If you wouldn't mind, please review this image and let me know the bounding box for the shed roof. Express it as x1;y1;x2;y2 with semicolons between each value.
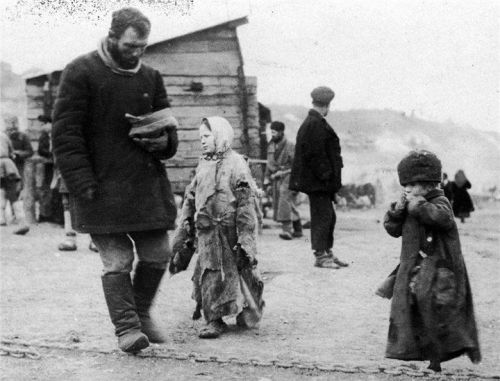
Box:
25;15;248;81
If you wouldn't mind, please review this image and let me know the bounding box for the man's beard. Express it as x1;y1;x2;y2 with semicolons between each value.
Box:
108;41;139;69
7;131;19;139
271;134;284;143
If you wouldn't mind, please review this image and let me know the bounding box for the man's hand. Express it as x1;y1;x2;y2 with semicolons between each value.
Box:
81;186;97;201
263;177;270;186
270;170;283;180
133;133;169;153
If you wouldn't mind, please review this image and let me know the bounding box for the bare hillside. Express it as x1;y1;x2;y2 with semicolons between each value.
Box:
269;104;500;196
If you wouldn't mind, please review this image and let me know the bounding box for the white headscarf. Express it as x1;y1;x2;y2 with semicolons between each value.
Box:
195;116;235;209
201;116;234;154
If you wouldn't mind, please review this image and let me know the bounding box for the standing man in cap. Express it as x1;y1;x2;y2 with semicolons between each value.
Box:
52;7;178;353
264;121;302;240
289;87;348;269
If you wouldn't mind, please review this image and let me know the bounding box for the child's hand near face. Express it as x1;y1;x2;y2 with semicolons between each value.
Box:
395;191;407;210
404;183;427;203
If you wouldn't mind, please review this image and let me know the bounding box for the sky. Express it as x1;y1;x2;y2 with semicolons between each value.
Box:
1;0;499;132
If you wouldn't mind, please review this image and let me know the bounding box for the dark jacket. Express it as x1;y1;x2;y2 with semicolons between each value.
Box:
383;189;480;364
9;131;34;175
52;51;178;234
37;130;52;160
289;109;343;196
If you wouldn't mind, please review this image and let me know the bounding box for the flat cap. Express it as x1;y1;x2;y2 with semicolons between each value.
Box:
270;121;285;132
311;86;335;105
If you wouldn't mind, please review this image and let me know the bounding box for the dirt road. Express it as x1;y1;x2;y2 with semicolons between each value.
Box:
1;203;499;380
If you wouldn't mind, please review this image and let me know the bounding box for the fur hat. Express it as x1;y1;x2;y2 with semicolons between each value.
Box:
397;150;442;185
270;121;285;132
311;86;335;106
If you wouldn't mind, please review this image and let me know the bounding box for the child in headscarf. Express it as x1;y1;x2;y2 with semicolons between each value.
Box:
171;116;264;338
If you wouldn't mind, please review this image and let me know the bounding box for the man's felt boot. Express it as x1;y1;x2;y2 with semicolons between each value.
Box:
314;251;340;269
327;250;349;267
133;262;167;343
101;273;149;353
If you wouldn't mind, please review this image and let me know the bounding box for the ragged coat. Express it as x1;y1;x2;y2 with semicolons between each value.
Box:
265;138;299;222
175;148;263;322
383;188;481;363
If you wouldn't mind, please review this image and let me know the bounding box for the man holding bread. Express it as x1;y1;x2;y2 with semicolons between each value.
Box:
52;7;178;353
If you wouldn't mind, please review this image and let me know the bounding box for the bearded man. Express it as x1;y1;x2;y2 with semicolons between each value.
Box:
264;121;302;240
52;7;178;353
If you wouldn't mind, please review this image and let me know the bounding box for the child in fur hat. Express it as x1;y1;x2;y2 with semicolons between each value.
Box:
380;150;480;372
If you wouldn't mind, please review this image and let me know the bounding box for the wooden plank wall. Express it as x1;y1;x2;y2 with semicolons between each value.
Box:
25;24;260;194
144;25;260;193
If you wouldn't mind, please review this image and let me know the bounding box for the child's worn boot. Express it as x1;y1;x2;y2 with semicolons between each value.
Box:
199;319;227;339
428;361;442;372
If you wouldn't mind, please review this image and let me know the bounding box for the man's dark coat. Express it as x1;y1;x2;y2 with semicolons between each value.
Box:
52;51;177;234
289;109;343;196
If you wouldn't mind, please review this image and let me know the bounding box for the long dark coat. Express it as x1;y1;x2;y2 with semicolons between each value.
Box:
52;51;178;234
383;189;480;364
289;109;343;197
451;181;474;218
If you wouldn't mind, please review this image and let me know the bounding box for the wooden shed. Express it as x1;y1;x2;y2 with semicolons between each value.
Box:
25;16;263;194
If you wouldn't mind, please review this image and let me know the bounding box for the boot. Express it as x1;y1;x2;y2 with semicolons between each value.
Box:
314;251;340;269
326;250;349;267
58;235;77;251
428;361;442;372
12;201;29;235
101;273;149;353
89;240;99;252
292;220;303;238
133;262;167;343
58;209;77;250
0;189;7;226
63;210;75;235
199;318;227;339
279;221;293;240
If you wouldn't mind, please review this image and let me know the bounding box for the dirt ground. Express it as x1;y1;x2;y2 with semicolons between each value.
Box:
1;201;499;380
